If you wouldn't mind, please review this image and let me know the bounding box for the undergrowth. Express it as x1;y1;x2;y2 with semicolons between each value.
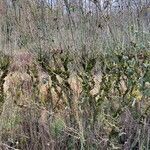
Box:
0;0;150;150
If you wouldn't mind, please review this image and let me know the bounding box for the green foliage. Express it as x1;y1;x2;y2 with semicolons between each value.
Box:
0;52;10;71
51;118;65;137
35;44;150;148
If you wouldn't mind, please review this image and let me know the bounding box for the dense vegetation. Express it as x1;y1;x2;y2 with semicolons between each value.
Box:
0;0;150;149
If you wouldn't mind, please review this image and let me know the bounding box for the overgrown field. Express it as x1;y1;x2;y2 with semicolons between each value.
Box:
0;0;150;150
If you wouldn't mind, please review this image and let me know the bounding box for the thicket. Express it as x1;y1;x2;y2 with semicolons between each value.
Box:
0;0;150;149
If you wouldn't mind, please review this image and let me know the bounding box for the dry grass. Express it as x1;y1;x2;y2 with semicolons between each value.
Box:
0;0;150;150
